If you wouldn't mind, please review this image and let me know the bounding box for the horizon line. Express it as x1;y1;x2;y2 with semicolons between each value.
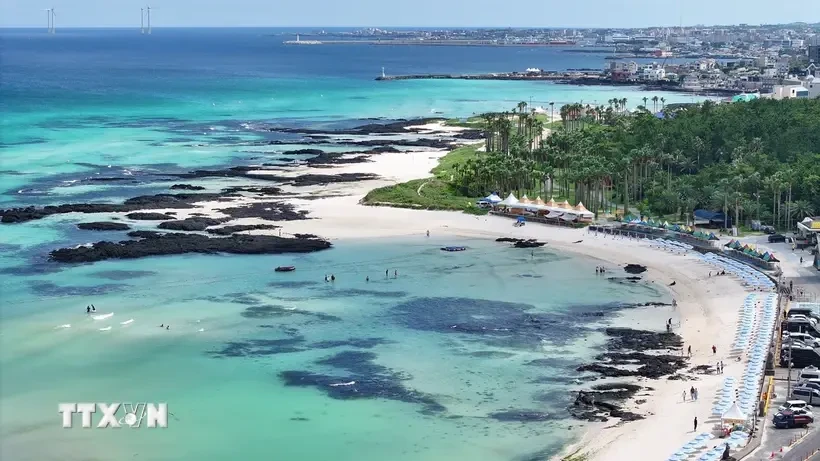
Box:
1;22;815;30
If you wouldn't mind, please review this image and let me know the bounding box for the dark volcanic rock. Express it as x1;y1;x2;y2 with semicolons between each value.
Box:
624;264;647;274
76;222;131;231
157;217;231;231
127;230;165;239
176;167;378;186
488;409;556;422
391;297;582;349
269;118;442;136
279;350;446;414
219;202;309;221
49;233;331;263
125;212;174;221
206;224;279;235
496;237;546;248
222;186;283;196
280;148;326;156
170;184;206;191
0;193;220;224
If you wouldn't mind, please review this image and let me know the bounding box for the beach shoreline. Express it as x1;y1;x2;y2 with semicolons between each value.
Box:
265;122;755;461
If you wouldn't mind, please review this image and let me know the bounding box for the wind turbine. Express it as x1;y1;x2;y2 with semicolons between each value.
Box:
146;5;151;35
50;8;56;34
44;9;51;33
141;7;144;34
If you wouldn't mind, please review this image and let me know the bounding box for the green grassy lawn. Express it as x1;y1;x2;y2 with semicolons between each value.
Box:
362;145;485;213
431;145;482;179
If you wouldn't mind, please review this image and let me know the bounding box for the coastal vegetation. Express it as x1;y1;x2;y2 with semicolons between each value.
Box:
362;145;484;212
452;98;820;229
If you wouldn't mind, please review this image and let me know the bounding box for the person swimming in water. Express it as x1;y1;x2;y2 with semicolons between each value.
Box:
86;306;91;314
166;325;170;330
366;276;369;282
331;274;335;282
91;305;96;312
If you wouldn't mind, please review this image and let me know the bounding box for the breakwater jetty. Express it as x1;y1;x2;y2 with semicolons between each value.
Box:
376;71;601;82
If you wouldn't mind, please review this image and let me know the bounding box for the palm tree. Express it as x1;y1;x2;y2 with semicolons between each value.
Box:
642;96;648;108
549;102;555;124
660;97;666;110
790;201;815;227
651;96;659;112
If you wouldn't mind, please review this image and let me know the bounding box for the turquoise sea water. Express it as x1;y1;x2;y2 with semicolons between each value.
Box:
0;237;669;461
0;28;684;460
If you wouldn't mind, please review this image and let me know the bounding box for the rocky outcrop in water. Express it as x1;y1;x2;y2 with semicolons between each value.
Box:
76;222;131;231
569;383;646;422
571;329;684;422
219;202;309;221
158;217;231;231
170;184;206;191
0;193;221;223
268;118;444;136
49;233;331;263
624;264;647;274
206;224;279;235
495;238;547;248
125;212;175;221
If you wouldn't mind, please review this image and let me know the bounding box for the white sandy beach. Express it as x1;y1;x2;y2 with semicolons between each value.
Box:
132;122;760;460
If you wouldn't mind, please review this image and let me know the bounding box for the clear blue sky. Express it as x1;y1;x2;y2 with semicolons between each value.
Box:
0;0;814;28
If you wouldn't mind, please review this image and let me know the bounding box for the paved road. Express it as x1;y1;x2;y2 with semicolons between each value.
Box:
781;429;820;460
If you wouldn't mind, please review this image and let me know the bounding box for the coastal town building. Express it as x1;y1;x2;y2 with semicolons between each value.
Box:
810;45;820;63
769;84;810;99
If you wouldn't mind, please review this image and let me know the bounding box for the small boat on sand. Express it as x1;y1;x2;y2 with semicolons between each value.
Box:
275;266;296;272
441;246;467;252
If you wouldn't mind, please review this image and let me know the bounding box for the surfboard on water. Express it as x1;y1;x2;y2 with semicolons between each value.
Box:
120;319;134;325
92;313;113;320
197;328;205;332
55;324;71;329
98;326;112;331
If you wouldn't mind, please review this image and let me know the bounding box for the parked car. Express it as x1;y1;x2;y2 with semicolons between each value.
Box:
773;410;814;428
768;234;787;243
762;226;776;234
791;387;820;403
779;399;811;413
798;381;820;392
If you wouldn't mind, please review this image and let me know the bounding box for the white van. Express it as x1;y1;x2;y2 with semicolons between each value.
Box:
800;366;820;381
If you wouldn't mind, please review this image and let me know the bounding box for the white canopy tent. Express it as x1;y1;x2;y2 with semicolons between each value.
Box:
498;193;519;207
484;193;502;203
721;402;747;424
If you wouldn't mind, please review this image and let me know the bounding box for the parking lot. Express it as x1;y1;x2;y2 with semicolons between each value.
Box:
747;372;819;460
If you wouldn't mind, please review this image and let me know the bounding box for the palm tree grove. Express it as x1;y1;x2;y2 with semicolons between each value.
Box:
449;98;820;230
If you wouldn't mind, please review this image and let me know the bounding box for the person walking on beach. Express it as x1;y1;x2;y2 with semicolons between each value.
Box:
687;345;692;357
720;360;724;373
712;345;717;355
693;416;698;432
690;386;695;400
682;390;686;402
426;230;430;237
